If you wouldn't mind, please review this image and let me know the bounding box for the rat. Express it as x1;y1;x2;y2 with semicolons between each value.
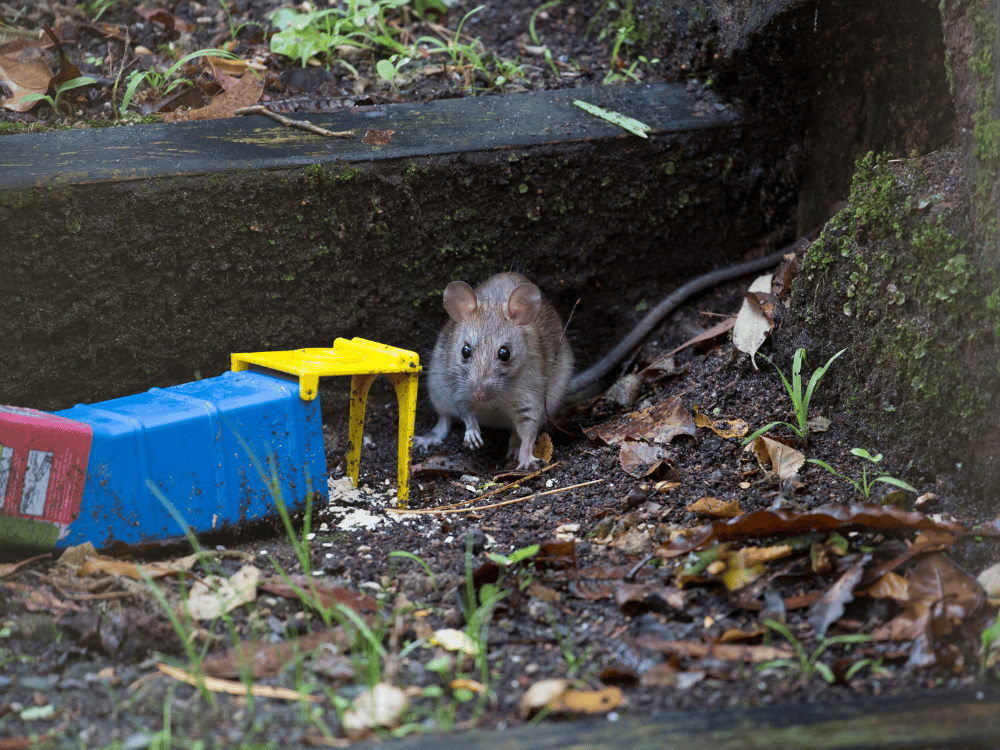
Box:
414;229;817;468
413;271;574;470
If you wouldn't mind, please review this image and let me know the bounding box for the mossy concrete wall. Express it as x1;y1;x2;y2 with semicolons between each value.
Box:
781;1;1000;511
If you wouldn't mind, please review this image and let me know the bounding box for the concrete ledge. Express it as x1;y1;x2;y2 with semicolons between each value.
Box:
0;83;791;412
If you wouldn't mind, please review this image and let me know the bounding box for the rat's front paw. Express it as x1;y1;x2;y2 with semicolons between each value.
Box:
412;434;439;454
463;426;484;449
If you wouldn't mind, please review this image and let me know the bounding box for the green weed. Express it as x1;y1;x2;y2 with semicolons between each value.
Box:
744;347;846;449
758;618;883;683
22;76;97;116
117;48;241;117
807;448;918;500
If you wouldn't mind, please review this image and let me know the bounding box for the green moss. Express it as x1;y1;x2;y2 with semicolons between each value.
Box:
793;149;997;434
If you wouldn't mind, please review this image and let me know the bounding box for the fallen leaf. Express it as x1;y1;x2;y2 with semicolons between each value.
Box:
601;372;645;406
613;581;685;616
633;636;795;663
732;273;774;367
694;410;749;439
873;552;985;666
808;553;871;636
574;99;650;137
135;8;189;36
661;318;736;358
719;626;766;642
687;496;742;518
618;439;677;478
551;686;623;714
977;562;1000;606
640;353;682;379
258;576;378;614
202;629;349;679
584;394;696;446
362;128;396;145
0;39;53;112
721;550;765;591
162;71;263;122
533;432;553;463
77;554;194;580
639;662;680;686
861;571;909;602
806;415;832;433
186;564;259;620
753;435;805;479
518;678;571;719
0;553;51;579
343;683;409;734
656;503;970;558
771;252;800;298
430;628;480;655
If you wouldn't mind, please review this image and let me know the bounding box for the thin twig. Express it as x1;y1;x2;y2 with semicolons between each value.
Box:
408;464;558;513
391;478;602;515
234;105;354;138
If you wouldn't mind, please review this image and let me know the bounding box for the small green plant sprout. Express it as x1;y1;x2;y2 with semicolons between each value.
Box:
22;76;97;115
375;53;411;91
744;347;847;449
980;610;1000;676
807;448;918;501
117;48;240;117
758;618;881;683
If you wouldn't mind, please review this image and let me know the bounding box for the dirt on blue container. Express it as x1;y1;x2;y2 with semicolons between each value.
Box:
48;369;328;550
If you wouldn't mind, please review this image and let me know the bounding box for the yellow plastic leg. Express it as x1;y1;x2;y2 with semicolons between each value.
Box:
346;373;377;492
386;372;419;507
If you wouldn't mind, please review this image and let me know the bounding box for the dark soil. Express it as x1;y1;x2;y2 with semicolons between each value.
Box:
0;0;696;128
2;2;998;749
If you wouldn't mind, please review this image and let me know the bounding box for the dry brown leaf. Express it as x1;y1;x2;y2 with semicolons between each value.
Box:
687;496;742;518
533;432;553;463
808;553;870;636
618;439;676;478
613;581;685;616
862;571;910;601
258;576;378;614
633;636;794;663
656;503;970;559
753;435;805;479
584;394;696;446
719;626;766;642
162;71;263;122
873;552;985;658
732;273;774;367
362;128;396;145
550;686;623;714
660;317;736;358
694;410;749;439
202;629;348;679
0;39;53;112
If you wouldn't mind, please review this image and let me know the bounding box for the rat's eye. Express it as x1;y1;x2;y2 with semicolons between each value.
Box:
461;344;473;359
497;346;510;362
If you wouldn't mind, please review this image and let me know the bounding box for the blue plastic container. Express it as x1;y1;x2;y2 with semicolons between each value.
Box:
48;369;328;549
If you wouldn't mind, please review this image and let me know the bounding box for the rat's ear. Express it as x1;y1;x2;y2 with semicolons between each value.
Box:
443;281;478;323
507;283;541;325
